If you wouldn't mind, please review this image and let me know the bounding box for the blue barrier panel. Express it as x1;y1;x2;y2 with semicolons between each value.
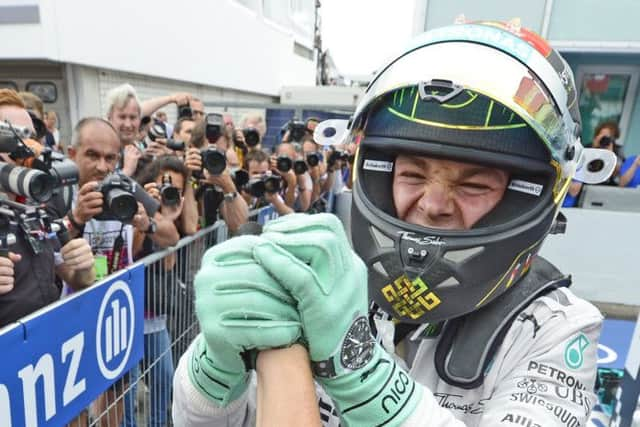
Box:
0;264;144;427
598;319;636;370
257;205;279;225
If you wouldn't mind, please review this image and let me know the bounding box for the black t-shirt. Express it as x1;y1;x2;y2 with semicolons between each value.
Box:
0;193;65;329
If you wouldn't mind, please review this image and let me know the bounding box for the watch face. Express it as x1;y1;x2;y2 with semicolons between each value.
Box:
340;316;375;370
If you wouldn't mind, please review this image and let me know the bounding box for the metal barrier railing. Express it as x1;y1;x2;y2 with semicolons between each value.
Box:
64;219;229;427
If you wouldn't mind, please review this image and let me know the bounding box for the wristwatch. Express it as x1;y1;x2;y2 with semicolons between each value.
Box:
311;315;376;378
145;218;157;235
223;191;238;203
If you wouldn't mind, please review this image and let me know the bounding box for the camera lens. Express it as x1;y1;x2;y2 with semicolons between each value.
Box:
166;140;185;151
247;177;266;198
148;122;167;142
160;185;181;206
264;176;281;193
243;128;260;147
106;188;138;222
276;155;292;173
599;136;613;148
0;162;55;202
306;153;320;167
293;159;308;175
231;168;249;189
201;149;226;175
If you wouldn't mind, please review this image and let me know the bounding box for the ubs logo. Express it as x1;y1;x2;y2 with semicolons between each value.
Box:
95;281;135;380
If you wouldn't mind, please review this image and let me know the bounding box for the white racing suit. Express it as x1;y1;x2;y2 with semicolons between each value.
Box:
173;286;601;427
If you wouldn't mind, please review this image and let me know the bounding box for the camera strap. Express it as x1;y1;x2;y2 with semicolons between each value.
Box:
109;223;125;275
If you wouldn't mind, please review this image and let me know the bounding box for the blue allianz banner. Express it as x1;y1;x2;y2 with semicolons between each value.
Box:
0;264;144;427
257;205;279;225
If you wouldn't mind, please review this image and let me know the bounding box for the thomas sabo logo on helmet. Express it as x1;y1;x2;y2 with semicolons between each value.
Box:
95;280;136;380
382;275;441;320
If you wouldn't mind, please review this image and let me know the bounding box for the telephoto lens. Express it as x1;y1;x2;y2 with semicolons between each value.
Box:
0;161;55;202
293;159;308;175
276;155;292;173
48;154;79;187
306;152;320;167
201;148;227;176
243;128;260;147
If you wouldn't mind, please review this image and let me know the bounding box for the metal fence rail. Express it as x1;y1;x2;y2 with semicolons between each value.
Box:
65;219;229;427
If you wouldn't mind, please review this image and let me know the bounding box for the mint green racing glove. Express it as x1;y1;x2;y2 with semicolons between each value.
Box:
256;213;423;426
189;235;302;406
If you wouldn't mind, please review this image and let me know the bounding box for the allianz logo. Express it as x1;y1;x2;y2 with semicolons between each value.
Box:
0;280;135;426
96;281;135;380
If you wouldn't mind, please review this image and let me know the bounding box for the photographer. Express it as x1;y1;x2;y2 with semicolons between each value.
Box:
138;155;198;237
126;155;192;427
66;117;179;426
243;149;293;216
188;116;248;232
66;117;179;262
273;142;312;212
0;89;95;328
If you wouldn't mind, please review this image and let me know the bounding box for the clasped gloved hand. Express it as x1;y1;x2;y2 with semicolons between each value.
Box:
190;235;302;406
255;213;423;426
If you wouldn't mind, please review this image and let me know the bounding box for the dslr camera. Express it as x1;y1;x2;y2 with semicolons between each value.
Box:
94;172;140;223
148;120;185;151
159;174;181;207
243;128;260;148
205;113;223;144
306;152;321;167
177;103;193;120
245;174;282;198
276;155;293;173
283;119;307;143
0;120;78;202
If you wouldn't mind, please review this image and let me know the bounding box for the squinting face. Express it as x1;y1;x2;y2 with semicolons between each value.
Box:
109;98;140;146
393;155;509;230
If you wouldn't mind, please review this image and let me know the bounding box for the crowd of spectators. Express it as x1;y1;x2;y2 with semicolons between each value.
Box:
0;82;356;425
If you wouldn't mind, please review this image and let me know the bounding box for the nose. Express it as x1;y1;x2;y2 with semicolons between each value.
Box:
96;157;109;173
417;180;456;226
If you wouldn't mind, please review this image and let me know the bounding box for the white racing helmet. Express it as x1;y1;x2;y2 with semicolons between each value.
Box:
317;21;616;324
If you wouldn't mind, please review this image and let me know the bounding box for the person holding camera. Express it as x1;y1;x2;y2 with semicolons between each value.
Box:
0;89;96;329
242;149;293;216
67;117;179;255
65;117;180;425
273;142;312;212
186;116;249;231
107;84;194;177
121;155;193;427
